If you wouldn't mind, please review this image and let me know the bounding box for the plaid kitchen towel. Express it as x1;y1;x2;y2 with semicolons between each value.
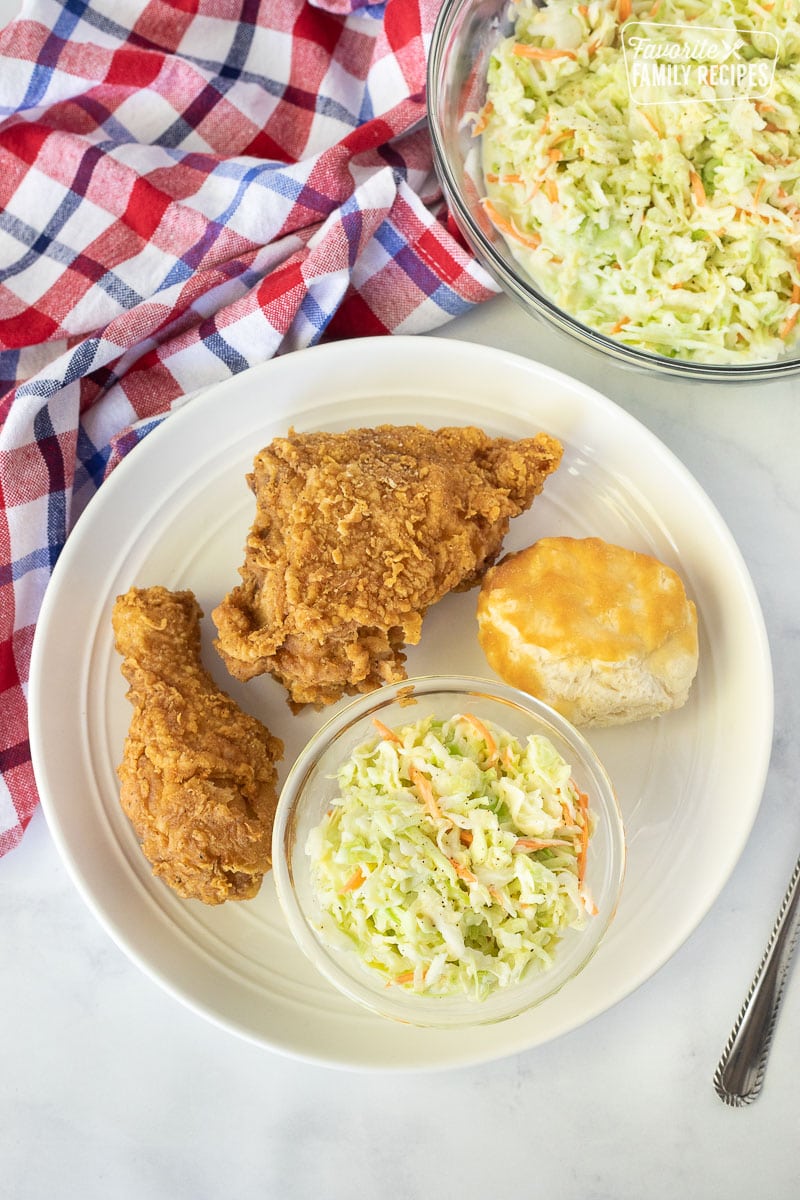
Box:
0;0;498;855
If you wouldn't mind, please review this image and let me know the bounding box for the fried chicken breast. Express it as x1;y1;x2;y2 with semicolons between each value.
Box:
112;586;283;904
212;424;562;708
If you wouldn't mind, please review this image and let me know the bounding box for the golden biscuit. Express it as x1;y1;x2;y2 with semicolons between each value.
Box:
477;537;699;726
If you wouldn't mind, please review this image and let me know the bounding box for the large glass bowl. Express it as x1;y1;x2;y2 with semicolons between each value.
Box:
427;0;800;382
272;676;626;1029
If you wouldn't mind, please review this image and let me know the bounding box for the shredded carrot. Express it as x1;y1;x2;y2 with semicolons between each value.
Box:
395;970;416;985
689;171;706;205
576;790;590;892
526;178;542;201
763;121;783;134
548;148;563;163
459;828;474;847
482;198;542;250
513;837;572;851
512;42;577;61
753;178;766;206
578;2;589;13
648;0;662;15
544;177;559;204
501;173;524;184
461;712;499;765
341;867;365;893
485;171;499;183
372;716;401;744
641;110;662;137
609;315;631;334
751;153;792;168
755;101;776;113
617;0;632;21
560;798;575;826
550;128;575;147
409;765;443;822
471;100;493;136
779;285;800;339
449;857;478;884
586;39;600;55
580;884;599;917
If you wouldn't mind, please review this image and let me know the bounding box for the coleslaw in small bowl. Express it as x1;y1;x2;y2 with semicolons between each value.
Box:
272;677;625;1028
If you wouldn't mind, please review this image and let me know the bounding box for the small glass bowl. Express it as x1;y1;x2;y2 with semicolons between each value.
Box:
272;676;626;1028
427;0;800;382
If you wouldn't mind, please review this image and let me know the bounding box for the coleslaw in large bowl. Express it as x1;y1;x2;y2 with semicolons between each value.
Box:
428;0;800;379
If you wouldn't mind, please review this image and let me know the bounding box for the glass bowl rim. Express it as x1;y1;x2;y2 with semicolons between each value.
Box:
426;0;800;382
271;673;627;1028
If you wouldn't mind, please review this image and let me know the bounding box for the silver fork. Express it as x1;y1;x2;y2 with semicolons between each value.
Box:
713;852;800;1106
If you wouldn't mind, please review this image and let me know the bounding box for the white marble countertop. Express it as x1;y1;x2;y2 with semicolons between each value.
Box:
2;1;799;1194
3;292;799;1199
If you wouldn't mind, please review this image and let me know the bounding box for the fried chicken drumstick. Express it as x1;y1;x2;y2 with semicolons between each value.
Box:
212;424;562;709
112;586;283;904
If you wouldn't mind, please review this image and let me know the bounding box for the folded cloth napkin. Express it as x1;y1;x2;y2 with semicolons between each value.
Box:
0;0;498;855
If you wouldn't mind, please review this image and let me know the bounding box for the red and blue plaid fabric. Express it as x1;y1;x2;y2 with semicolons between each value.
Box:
0;0;497;855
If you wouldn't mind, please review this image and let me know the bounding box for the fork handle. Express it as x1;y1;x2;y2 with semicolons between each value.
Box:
713;853;800;1106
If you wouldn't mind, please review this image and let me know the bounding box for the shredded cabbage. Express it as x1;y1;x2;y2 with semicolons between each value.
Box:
480;0;800;362
306;713;594;1001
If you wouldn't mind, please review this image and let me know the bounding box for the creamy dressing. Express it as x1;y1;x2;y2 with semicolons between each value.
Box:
480;0;800;362
306;713;593;1001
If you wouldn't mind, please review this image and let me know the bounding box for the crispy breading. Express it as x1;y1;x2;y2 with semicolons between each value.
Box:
112;586;283;904
212;424;562;708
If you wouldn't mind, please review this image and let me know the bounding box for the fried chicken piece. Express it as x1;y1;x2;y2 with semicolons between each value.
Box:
112;586;283;904
212;424;563;708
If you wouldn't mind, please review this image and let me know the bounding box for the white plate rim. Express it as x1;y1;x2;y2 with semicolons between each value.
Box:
28;336;774;1071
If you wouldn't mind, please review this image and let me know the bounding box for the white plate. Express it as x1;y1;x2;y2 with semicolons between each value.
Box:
29;337;773;1071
